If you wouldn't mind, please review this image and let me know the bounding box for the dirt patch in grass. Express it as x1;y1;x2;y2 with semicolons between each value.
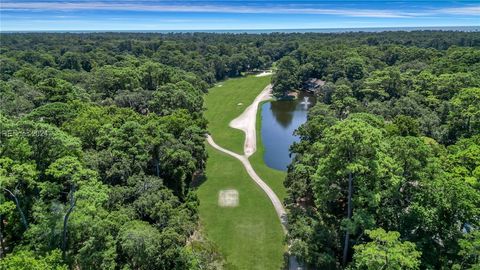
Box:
218;189;239;207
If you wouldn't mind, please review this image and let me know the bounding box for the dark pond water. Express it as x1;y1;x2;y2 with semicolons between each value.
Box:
260;92;315;171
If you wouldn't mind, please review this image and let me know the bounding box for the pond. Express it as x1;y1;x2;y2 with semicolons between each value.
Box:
260;92;316;171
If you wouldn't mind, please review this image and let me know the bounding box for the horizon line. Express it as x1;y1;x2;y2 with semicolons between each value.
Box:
2;25;479;34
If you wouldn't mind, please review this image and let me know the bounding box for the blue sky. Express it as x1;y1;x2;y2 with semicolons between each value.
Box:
1;1;479;31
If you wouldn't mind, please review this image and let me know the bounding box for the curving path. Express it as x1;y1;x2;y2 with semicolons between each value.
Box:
207;83;288;230
206;135;287;231
229;84;272;157
206;83;303;269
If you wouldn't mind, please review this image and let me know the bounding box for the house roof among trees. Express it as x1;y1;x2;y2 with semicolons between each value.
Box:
304;78;326;91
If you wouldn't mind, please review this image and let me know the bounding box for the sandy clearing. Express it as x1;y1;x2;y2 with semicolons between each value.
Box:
229;84;272;157
255;71;273;77
218;189;239;207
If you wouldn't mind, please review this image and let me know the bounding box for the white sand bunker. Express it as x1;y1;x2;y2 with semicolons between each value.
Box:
256;71;273;77
218;189;239;207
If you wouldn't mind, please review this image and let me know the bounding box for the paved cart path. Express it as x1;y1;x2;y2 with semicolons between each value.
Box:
229;84;272;157
206;135;287;230
206;83;303;270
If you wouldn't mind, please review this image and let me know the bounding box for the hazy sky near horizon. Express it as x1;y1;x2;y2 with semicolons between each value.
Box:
1;1;479;31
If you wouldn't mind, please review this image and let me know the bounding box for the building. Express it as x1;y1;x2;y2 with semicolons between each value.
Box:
303;78;326;93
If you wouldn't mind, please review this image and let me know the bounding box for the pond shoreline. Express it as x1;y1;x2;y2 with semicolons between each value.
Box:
260;91;315;171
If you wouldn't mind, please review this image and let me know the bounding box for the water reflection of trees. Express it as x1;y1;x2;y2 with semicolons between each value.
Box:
268;92;316;128
270;100;296;128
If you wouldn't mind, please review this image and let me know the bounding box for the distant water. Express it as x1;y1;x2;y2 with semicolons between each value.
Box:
3;26;479;34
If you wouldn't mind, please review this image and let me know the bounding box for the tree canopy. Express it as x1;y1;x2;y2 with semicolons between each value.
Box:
280;30;480;269
0;30;479;269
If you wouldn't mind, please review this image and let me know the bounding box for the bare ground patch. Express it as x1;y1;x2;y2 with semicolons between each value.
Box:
218;189;239;207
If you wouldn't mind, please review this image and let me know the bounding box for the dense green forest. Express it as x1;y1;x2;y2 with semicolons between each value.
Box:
0;31;479;269
275;33;480;269
0;32;296;269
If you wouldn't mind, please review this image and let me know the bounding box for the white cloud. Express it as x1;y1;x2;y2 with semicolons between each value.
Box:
437;6;480;15
1;2;479;18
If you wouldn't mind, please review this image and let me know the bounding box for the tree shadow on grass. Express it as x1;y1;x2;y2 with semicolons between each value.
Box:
191;172;207;188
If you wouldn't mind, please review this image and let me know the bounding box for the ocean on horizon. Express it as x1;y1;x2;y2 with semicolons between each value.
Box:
2;26;479;34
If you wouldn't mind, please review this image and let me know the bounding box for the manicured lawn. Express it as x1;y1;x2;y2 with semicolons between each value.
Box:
204;76;287;200
199;75;288;269
204;75;271;154
197;145;285;270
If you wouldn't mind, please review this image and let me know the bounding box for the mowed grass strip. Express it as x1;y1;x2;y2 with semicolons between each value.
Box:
204;75;271;154
198;145;285;270
200;75;286;269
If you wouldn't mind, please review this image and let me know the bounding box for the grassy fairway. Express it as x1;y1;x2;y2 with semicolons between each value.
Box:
199;75;287;269
205;75;287;200
205;75;271;154
198;145;285;270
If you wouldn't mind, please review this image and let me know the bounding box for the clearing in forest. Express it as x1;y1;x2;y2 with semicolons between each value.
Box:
198;75;286;270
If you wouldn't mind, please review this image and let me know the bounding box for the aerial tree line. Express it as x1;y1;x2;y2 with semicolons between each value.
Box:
276;32;480;269
0;31;479;269
0;32;292;269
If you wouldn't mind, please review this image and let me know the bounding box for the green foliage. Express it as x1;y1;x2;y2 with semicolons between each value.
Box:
279;32;480;269
351;228;421;270
0;79;42;116
186;236;226;270
26;102;78;126
448;87;480;141
150;81;203;116
0;33;220;269
59;52;82;71
392;115;420;136
272;56;300;97
455;231;480;269
37;78;88;103
91;65;141;98
331;83;357;118
118;220;165;269
0;249;67;270
287;110;479;269
362;67;403;100
1;30;479;270
343;57;365;81
448;135;480;188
